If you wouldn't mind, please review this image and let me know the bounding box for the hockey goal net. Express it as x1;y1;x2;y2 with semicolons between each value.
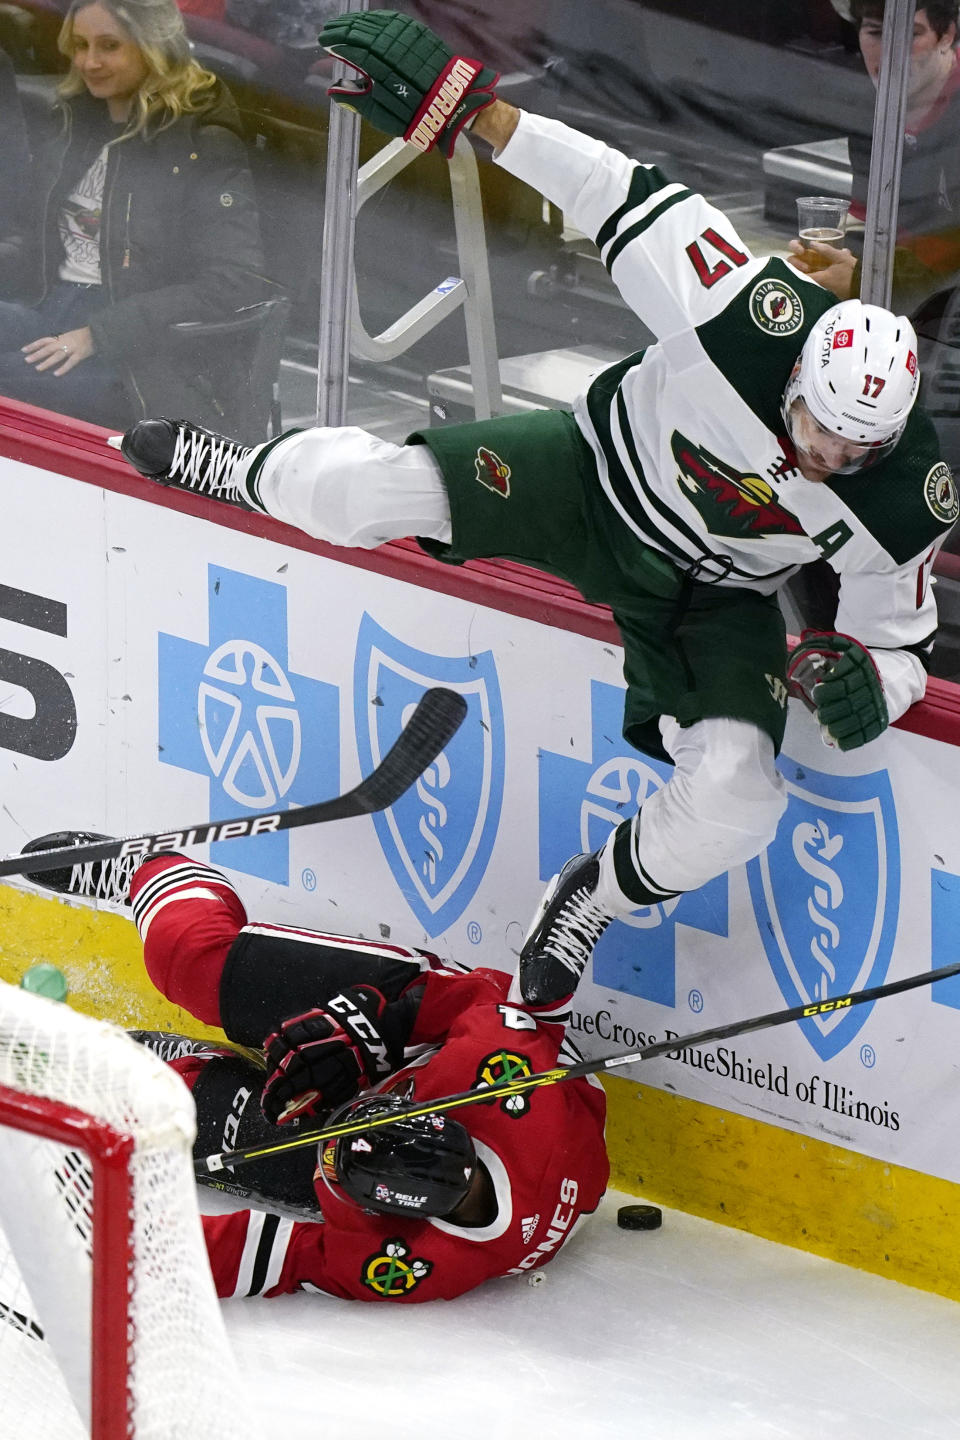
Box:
0;979;251;1438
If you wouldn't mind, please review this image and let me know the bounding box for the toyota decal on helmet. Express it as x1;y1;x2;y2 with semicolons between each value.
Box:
782;299;920;474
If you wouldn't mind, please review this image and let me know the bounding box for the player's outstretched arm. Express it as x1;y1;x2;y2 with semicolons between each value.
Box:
469;99;520;154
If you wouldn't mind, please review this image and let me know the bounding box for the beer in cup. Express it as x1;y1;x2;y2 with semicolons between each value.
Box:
796;196;849;273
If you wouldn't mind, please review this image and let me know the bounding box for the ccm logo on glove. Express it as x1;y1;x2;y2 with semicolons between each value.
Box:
261;985;404;1125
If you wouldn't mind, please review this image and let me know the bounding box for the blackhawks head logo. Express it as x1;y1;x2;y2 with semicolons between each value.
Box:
362;1238;433;1298
671;430;804;540
475;1050;534;1116
474;446;511;497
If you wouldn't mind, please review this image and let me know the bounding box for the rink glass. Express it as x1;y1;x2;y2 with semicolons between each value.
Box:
0;5;926;447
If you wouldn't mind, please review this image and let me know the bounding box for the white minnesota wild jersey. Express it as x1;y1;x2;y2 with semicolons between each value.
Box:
495;111;959;681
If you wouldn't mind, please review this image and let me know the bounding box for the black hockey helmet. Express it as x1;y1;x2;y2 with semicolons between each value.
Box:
319;1092;477;1219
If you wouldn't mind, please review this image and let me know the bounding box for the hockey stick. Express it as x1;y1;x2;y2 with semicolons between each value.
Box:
0;687;467;880
199;955;960;1175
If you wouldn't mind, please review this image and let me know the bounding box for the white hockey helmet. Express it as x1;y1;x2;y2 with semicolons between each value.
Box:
782;299;920;474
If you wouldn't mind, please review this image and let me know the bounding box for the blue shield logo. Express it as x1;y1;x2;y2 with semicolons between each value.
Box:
746;760;900;1060
354;615;505;936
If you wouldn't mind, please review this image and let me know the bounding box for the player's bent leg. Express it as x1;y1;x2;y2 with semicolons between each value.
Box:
601;717;786;907
118;418;453;551
130;855;249;1027
237;426;452;549
219;926;436;1047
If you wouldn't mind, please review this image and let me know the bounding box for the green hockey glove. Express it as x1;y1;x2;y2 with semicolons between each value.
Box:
786;630;889;751
318;9;499;157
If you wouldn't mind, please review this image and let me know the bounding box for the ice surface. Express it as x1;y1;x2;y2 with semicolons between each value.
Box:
206;1188;960;1440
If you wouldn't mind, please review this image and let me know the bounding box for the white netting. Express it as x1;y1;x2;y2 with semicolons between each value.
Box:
0;980;252;1438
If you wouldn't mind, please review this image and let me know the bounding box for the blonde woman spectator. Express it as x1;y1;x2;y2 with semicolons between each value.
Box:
0;0;270;429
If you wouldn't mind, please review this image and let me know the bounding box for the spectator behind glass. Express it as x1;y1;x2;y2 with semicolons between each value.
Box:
788;0;960;313
0;0;270;430
0;47;31;243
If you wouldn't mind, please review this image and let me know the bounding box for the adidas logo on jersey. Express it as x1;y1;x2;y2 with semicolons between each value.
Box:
521;1214;540;1244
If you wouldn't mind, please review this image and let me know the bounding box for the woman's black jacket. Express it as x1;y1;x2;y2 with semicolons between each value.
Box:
0;79;279;430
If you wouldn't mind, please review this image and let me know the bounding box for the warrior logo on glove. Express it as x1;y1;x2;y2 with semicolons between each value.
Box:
319;9;500;158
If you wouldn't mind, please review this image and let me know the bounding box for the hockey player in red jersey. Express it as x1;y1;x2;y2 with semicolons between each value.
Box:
122;851;609;1303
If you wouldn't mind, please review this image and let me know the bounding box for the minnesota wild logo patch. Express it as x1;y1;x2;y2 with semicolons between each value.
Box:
474;446;511;497
924;462;959;524
749;278;804;335
362;1238;434;1298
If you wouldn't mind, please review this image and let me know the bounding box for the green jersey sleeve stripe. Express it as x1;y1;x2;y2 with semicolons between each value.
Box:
586;363;692;565
595;163;678;251
602;187;694;273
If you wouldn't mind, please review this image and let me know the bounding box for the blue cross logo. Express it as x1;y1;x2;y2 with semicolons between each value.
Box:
157;565;339;883
538;680;727;1007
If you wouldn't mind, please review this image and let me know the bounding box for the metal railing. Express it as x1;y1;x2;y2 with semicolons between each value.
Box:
348;137;502;418
315;0;501;425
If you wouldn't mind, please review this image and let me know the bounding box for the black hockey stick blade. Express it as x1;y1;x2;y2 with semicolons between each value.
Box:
0;687;467;880
199;955;960;1175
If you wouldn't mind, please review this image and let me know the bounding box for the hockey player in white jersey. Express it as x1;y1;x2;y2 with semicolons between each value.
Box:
118;10;959;1011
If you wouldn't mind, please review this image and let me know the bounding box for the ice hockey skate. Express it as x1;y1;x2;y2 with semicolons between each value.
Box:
518;851;611;1006
113;417;255;506
127;1030;238;1065
20;831;137;907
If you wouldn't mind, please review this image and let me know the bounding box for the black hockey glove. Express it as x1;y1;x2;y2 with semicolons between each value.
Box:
261;985;404;1125
318;9;499;157
786;630;889;751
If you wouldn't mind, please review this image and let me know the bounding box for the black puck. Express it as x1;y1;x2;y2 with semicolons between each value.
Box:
617;1203;662;1231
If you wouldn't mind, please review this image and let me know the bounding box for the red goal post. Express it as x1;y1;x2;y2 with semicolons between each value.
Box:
0;980;252;1438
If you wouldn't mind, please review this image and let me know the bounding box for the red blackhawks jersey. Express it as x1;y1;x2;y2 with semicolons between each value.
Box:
203;966;609;1302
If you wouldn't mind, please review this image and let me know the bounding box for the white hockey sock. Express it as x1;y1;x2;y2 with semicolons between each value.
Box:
235;427;453;549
